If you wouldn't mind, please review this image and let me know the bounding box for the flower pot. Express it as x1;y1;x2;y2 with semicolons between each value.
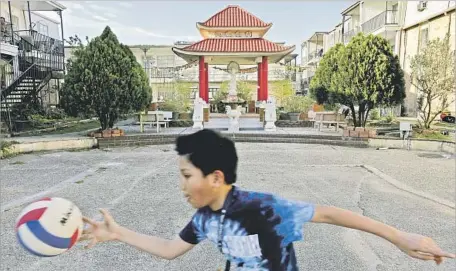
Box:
288;113;300;121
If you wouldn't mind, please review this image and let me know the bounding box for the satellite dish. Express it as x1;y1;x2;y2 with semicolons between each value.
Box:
227;61;240;74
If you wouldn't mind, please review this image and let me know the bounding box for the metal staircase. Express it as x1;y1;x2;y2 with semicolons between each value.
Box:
0;30;64;133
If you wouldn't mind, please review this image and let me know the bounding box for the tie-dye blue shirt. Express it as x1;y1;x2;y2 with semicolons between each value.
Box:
179;186;315;270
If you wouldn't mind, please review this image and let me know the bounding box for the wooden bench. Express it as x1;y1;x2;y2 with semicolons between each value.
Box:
312;111;346;132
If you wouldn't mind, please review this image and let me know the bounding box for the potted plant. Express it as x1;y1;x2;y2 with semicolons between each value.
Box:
282;96;314;121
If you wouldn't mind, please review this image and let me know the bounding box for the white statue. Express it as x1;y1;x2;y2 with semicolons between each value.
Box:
227;61;240;101
264;98;277;132
192;97;205;130
226;105;241;133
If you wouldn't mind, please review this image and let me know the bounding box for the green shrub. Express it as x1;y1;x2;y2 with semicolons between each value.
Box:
370;109;380;120
282;96;314;113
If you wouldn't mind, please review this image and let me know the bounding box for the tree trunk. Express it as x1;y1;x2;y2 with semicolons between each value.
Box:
108;112;117;128
425;94;432;129
349;104;357;127
357;102;366;127
363;107;371;127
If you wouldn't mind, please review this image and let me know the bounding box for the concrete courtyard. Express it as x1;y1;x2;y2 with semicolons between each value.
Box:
1;143;455;271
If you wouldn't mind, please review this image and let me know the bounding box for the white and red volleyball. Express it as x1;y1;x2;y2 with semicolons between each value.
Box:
15;197;83;257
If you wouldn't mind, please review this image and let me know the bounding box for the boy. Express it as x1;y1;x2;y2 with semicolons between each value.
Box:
81;129;455;270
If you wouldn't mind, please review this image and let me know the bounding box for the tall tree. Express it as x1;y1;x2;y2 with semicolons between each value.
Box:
270;79;294;106
410;33;455;129
309;43;345;105
311;33;405;127
60;27;151;130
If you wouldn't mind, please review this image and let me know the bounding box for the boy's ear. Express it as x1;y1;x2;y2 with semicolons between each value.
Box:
212;170;225;186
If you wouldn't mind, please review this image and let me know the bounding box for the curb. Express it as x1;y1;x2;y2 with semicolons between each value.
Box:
368;137;455;153
362;165;455;209
0;138;98;158
1;135;454;158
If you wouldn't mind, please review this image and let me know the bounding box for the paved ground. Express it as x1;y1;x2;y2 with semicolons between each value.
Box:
1;143;455;271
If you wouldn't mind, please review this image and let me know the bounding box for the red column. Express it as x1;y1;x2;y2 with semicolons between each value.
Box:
257;62;262;101
199;56;206;100
205;63;209;103
261;56;268;101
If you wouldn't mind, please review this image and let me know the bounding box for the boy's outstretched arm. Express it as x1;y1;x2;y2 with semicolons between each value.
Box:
80;209;194;260
311;205;455;264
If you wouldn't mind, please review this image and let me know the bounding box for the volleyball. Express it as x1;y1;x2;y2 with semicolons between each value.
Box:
15;197;83;257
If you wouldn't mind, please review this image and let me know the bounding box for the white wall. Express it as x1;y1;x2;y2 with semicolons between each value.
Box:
362;1;387;24
404;1;455;27
1;3;27;31
30;12;60;40
0;3;61;39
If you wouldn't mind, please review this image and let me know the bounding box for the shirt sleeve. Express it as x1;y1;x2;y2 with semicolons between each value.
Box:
269;196;315;246
179;213;206;245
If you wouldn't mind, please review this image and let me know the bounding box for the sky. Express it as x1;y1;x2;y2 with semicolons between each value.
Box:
43;1;354;58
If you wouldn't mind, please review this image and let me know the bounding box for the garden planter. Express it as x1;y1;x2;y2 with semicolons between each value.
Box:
343;127;377;138
89;128;125;138
288;113;300;121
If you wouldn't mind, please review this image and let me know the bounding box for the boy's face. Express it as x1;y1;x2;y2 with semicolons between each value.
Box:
179;155;223;209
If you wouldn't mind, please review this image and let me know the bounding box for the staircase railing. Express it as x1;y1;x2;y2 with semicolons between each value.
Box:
14;30;65;71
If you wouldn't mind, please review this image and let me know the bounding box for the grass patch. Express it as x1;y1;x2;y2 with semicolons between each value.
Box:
413;129;454;142
75;180;84;184
16;121;101;137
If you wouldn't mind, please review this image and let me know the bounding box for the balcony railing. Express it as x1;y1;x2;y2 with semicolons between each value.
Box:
15;30;65;71
343;27;360;43
308;49;324;63
361;10;399;34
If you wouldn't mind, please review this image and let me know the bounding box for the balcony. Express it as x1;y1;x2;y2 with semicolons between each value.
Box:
361;10;399;34
343;27;360;43
308;49;324;63
15;30;65;71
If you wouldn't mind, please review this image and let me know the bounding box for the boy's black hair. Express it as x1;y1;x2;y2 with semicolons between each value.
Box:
175;129;238;184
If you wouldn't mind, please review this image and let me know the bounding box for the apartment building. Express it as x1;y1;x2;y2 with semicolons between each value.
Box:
300;32;327;95
1;1;66;131
399;1;455;116
300;0;455;118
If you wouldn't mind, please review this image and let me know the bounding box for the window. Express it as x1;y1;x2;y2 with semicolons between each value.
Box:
36;21;48;36
417;1;427;11
419;27;429;50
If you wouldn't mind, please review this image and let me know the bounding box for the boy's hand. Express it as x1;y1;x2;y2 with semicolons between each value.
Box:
79;209;121;249
394;231;455;265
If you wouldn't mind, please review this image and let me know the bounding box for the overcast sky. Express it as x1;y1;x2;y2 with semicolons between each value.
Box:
43;1;353;55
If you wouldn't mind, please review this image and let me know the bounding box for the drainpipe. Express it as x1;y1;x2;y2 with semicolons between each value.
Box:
8;1;14;43
59;10;65;73
27;1;32;33
341;15;346;43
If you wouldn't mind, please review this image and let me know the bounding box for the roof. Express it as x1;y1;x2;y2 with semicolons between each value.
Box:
199;5;271;28
177;38;293;53
341;1;360;16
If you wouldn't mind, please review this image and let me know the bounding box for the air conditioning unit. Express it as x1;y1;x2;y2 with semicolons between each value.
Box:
417;1;427;11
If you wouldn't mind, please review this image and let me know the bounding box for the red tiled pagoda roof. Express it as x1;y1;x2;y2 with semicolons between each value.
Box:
180;38;293;53
199;5;271;28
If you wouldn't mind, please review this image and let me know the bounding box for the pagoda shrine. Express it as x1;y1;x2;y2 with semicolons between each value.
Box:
172;5;295;104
